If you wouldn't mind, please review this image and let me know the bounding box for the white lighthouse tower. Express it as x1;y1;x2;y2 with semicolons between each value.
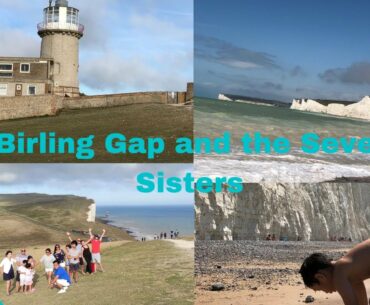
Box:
38;0;84;97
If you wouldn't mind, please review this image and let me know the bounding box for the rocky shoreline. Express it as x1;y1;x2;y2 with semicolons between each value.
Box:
97;217;137;240
195;240;354;292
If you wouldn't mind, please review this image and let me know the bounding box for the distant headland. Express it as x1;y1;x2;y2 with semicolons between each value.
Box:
218;93;370;121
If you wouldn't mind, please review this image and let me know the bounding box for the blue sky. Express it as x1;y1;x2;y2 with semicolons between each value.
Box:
0;0;193;95
195;0;370;102
0;164;193;206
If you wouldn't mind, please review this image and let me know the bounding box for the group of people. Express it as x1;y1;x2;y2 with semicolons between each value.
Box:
154;230;180;240
0;228;106;296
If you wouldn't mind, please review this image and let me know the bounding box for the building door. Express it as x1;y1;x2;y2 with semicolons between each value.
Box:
15;84;23;96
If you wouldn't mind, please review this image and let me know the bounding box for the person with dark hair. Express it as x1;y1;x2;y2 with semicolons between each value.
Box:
53;244;66;268
66;232;85;275
50;260;71;294
81;240;92;274
40;248;55;285
67;240;80;283
299;239;370;305
0;250;16;296
87;228;106;273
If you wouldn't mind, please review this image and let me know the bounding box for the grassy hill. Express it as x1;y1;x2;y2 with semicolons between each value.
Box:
0;193;132;249
0;241;194;305
0;103;193;163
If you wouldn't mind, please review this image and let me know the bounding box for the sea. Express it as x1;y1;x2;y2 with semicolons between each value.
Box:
195;98;370;183
97;205;193;240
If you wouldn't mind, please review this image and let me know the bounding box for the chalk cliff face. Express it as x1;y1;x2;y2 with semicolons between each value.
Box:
218;94;233;101
87;201;96;222
291;96;370;120
195;183;370;241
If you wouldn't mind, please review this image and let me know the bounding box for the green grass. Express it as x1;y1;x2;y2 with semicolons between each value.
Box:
0;194;132;248
0;241;194;305
0;104;193;163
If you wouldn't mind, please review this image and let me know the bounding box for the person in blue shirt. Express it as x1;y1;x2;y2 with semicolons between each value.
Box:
50;260;71;294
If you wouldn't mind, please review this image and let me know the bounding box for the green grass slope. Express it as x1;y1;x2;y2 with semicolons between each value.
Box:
0;104;193;163
0;194;132;248
0;241;194;305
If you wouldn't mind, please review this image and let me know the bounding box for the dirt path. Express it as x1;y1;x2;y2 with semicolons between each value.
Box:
166;239;194;251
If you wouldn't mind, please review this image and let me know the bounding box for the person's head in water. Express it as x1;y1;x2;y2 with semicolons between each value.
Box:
71;240;78;248
299;253;335;293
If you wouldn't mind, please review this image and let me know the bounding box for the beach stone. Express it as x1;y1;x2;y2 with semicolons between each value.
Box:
211;283;225;291
305;295;315;303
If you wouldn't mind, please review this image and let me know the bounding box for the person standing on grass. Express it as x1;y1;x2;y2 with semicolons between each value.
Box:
87;228;106;273
81;240;93;274
53;244;66;269
65;244;71;273
15;248;28;292
50;260;71;294
40;248;55;285
67;241;80;283
0;251;16;296
66;232;85;275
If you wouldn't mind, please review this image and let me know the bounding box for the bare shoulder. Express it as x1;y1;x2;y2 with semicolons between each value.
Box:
345;239;370;258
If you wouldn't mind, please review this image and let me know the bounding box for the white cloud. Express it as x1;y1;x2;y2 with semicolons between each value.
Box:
80;52;189;92
0;173;17;184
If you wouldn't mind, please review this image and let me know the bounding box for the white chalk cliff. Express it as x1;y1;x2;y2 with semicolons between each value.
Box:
86;200;96;222
218;94;233;101
195;183;370;241
291;96;370;120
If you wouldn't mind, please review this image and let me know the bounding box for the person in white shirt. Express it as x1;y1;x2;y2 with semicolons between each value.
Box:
18;260;28;293
0;250;16;296
24;263;34;293
40;248;55;285
15;248;28;292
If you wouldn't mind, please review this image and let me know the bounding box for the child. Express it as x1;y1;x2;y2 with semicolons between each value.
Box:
299;239;370;305
24;263;35;293
40;248;55;285
18;260;28;293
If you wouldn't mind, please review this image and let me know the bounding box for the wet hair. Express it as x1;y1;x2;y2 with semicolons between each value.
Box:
25;263;31;269
71;240;78;246
5;250;12;256
299;253;333;287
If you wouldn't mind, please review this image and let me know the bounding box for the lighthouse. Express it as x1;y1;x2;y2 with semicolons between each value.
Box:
37;0;84;97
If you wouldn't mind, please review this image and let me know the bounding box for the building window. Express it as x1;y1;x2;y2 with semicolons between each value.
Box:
28;85;36;95
0;84;7;96
0;63;13;78
20;63;30;73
